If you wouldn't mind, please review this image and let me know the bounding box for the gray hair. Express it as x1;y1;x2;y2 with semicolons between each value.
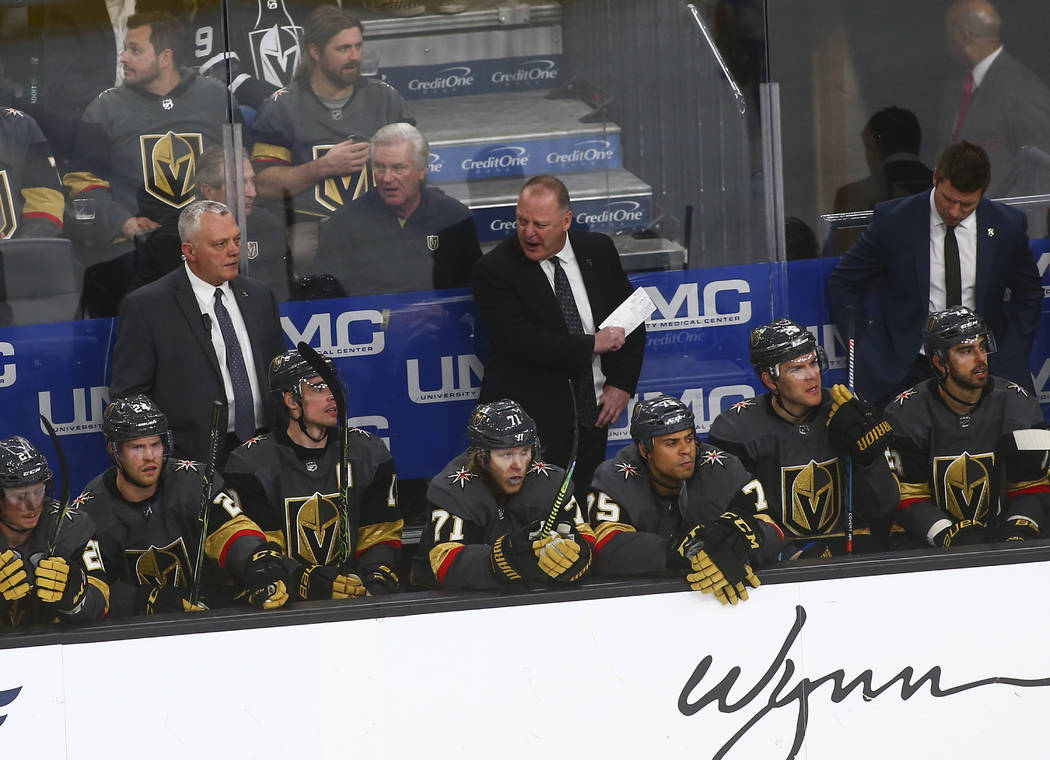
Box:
194;145;226;190
371;122;429;171
178;199;230;243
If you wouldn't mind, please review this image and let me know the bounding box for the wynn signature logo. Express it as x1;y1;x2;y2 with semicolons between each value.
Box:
0;686;21;727
678;606;1050;759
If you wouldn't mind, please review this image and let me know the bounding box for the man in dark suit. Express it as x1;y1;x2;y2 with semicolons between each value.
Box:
111;200;286;463
827;141;1042;408
472;175;645;490
940;0;1050;198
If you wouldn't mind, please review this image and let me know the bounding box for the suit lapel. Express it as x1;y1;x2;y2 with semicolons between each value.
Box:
173;268;222;380
974;200;994;314
909;194;932;303
512;239;565;331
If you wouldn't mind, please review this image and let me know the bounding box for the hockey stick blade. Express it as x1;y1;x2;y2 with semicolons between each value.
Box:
296;342;355;565
39;414;71;556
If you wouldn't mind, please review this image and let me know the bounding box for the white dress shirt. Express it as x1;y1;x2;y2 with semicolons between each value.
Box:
184;263;264;435
538;238;606;402
927;188;977;314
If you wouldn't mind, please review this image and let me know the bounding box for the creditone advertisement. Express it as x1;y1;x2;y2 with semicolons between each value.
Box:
381;55;564;100
2;560;1050;758
0;260;1043;492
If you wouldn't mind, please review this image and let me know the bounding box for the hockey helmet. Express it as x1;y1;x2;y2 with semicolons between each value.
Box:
467;400;538;451
269;348;337;401
630;395;695;451
923;306;996;368
749;318;826;379
0;436;53;490
103;396;172;450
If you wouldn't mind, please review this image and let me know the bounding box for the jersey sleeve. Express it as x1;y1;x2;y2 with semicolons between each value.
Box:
885;429;949;546
201;473;270;583
16;113;64;236
587;485;669;577
354;446;404;574
422;498;501;591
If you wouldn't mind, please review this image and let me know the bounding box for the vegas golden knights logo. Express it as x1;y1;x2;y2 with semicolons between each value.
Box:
0;169;16;238
781;458;841;536
127;538;193;587
285;491;341;565
312;144;371;211
140;131;204;208
934;451;994;522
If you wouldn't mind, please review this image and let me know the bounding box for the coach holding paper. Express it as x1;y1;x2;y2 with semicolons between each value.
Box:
827;141;1041;407
472;175;645;489
110;200;286;463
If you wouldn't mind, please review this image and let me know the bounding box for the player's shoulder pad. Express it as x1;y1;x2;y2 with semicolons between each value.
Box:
525;459;563;481
2;107;26;120
695;443;735;469
271;87;290;100
890;385;922;408
1005;381;1031;399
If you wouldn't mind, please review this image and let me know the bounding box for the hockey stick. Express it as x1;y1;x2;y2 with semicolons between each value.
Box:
39;414;71;556
297;342;355;567
844;305;856;555
541;378;581;535
190;400;225;607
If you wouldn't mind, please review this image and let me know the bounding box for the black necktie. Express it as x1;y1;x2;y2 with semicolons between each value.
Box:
944;224;961;308
551;257;597;427
212;288;255;441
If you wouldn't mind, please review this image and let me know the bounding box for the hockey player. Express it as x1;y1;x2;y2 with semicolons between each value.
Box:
224;348;403;600
0;436;97;628
708;318;897;558
73;396;289;618
589;396;781;605
419;399;594;590
884;307;1050;547
0;106;64;239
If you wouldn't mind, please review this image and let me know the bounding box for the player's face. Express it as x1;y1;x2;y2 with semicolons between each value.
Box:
644;429;697;484
0;482;46;533
774;351;823;411
515;188;572;262
933;174;983;227
943;337;990;391
120;25;163;87
373;140;425;216
182;211;242;285
485;445;533;496
315;27;364;89
117;435;166;489
296;375;337;428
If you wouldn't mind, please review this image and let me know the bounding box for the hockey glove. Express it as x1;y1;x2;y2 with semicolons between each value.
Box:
795;540;834;560
934;520;989;548
1000;518;1039;543
490;523;549;584
826;384;893;465
362;564;400;595
138;585;208;615
0;550;30;608
244;543;290;610
295;564;367;600
534;523;592;584
673;513;762;605
35;557;87;613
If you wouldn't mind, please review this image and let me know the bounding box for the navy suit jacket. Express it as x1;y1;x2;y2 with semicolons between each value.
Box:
826;190;1041;405
110;266;287;461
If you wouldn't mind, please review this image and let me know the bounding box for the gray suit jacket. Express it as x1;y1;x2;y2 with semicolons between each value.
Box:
939;50;1050;196
110;267;287;461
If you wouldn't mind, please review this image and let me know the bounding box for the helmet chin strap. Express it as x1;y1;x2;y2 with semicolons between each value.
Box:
772;388;809;422
292;402;328;444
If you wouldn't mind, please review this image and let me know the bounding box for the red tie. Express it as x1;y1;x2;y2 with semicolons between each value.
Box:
953;72;974;140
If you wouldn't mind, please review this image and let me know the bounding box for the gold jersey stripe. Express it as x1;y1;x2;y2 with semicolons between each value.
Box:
429;540;465;578
21;186;64;222
205;514;265;564
62;170;109;194
357;518;404;556
250;141;291;164
86;575;110;617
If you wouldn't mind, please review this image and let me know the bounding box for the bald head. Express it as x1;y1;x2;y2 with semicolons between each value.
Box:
947;0;1002;64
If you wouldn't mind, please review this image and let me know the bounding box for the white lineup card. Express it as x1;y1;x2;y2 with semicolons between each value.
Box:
599;287;656;335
